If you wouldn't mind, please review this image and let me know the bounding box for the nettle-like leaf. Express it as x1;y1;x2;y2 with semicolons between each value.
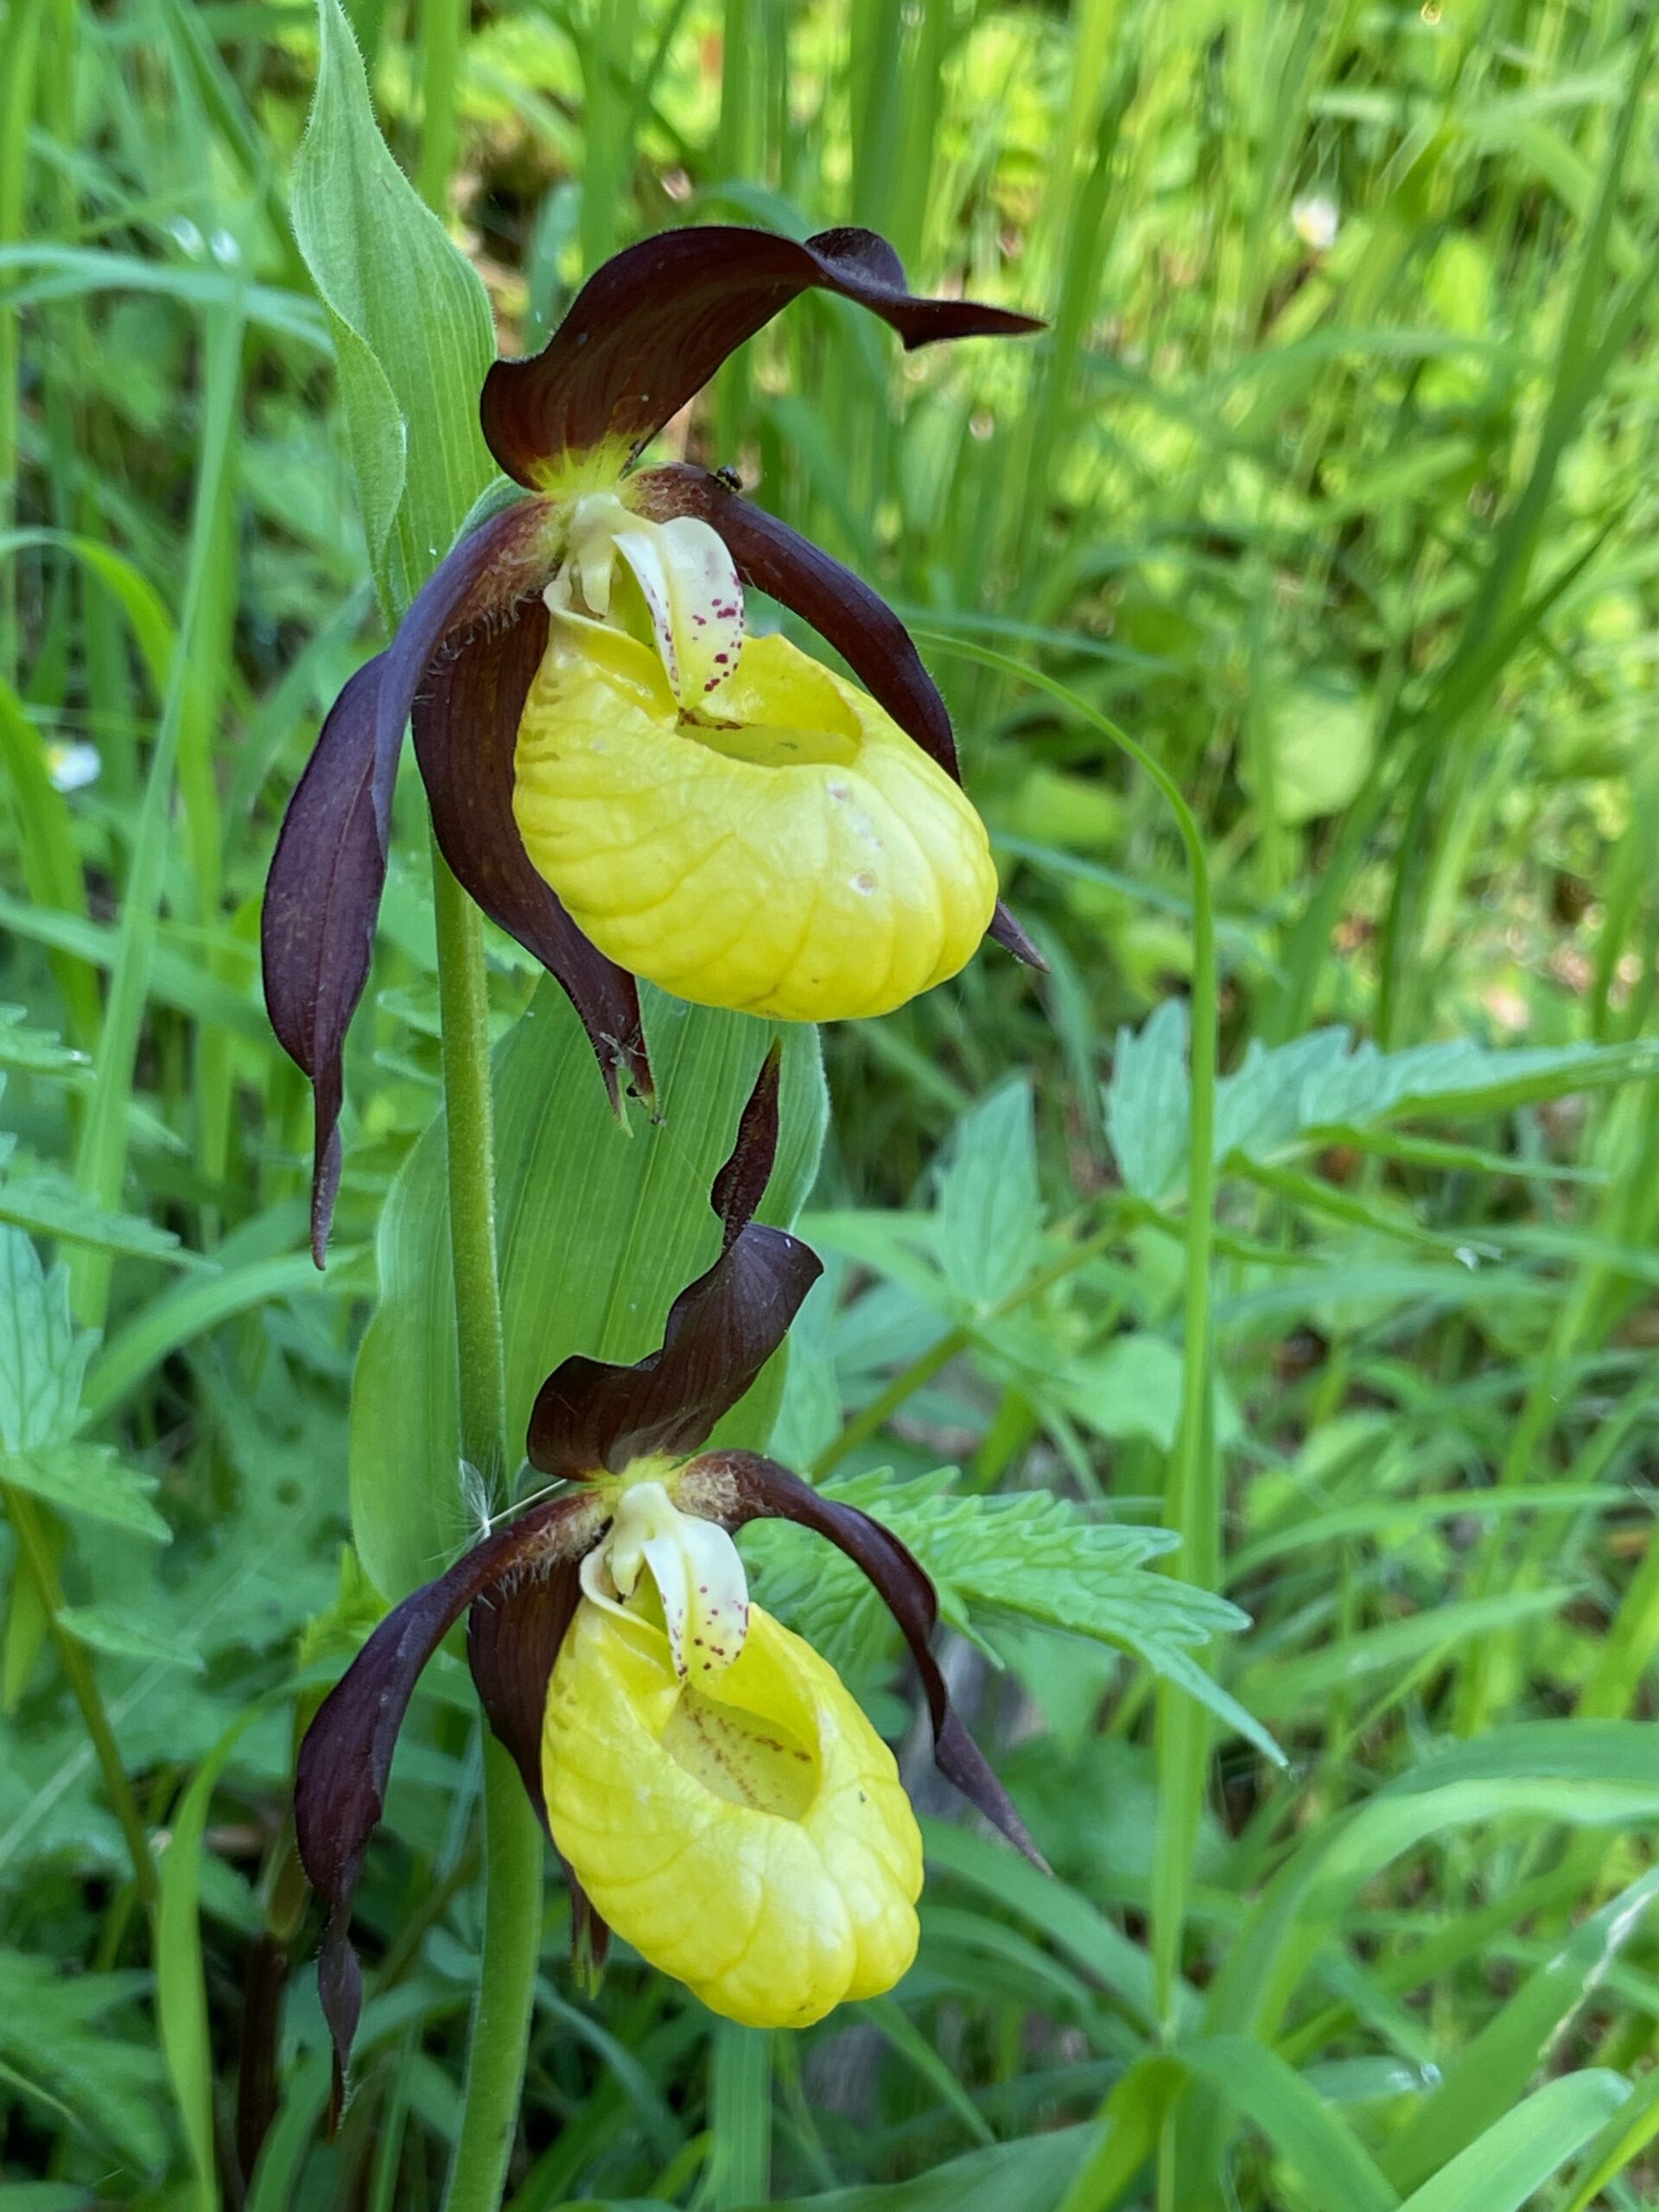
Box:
2;1443;167;1541
934;1076;1046;1311
743;1469;1273;1760
0;1004;86;1078
0;1166;189;1263
0;1225;95;1451
0;1950;169;2173
0;1230;164;1541
1106;1001;1659;1203
0;1073;185;1263
807;1078;1051;1326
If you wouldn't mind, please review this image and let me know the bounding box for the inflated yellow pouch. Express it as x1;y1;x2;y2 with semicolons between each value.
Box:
512;613;997;1021
543;1596;922;2027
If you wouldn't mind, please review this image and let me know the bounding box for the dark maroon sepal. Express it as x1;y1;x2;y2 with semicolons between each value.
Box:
480;224;1044;486
699;1451;1046;1869
527;1046;819;1481
262;498;568;1262
467;1554;585;1828
410;588;651;1114
261;655;387;1267
709;1039;782;1248
295;1491;605;2091
989;900;1046;971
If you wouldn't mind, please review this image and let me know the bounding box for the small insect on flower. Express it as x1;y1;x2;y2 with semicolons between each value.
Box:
261;225;1044;1264
294;1049;1041;2095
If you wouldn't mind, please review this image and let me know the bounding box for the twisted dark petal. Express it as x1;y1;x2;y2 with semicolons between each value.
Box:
701;1451;1046;1869
411;594;650;1111
529;1226;820;1483
261;656;386;1266
261;498;564;1262
466;1554;584;1828
709;1039;782;1249
295;1492;604;2091
527;1051;819;1480
481;223;1044;486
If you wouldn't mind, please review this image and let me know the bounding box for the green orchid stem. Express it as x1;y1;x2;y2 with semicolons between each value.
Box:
430;846;511;1484
2;1481;159;1908
428;837;541;2212
918;635;1217;2209
448;1739;544;2210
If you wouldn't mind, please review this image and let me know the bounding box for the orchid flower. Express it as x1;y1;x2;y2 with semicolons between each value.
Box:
262;226;1042;1262
296;1049;1039;2089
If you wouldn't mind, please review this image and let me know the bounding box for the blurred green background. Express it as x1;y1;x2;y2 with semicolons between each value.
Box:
4;0;1659;2206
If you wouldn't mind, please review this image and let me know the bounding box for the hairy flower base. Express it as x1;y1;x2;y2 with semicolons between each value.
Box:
544;1597;922;2028
512;617;998;1021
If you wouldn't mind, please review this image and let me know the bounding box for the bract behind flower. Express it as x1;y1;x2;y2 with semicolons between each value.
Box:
543;1598;922;2028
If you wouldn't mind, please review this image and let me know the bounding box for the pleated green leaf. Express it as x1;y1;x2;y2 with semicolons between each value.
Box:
351;983;827;1601
289;0;495;615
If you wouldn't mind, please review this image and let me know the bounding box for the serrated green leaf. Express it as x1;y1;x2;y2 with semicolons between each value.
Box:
1105;1006;1659;1200
0;1169;189;1262
0;1228;94;1450
747;1470;1262;1750
351;982;827;1601
0;1952;168;2171
1;1442;167;1540
935;1077;1045;1310
290;0;495;612
57;1605;203;1672
0;1007;86;1078
1103;1000;1191;1204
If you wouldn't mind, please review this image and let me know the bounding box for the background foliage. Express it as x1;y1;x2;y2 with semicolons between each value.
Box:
3;0;1659;2206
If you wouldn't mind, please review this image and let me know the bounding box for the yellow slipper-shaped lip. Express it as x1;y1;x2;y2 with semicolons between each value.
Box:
544;1596;923;2028
512;613;999;1023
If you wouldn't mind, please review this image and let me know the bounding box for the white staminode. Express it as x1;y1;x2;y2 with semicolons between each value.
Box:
581;1478;752;1680
548;492;746;711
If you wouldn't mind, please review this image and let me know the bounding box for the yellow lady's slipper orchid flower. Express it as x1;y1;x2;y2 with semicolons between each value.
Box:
263;224;1041;1262
543;1483;922;2026
295;1055;1037;2096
